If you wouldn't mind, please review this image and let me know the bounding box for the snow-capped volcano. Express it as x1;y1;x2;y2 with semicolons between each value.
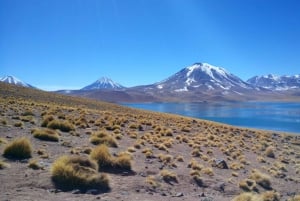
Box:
153;63;253;92
0;75;35;88
81;77;125;90
247;74;300;90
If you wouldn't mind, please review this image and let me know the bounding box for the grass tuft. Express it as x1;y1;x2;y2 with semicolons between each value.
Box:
249;169;272;190
47;120;75;132
32;128;59;142
51;155;110;191
90;144;132;172
3;137;32;159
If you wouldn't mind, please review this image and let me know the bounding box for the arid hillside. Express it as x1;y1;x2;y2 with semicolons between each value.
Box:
0;82;299;201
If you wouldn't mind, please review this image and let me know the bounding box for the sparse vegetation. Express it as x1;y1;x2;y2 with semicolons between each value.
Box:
0;160;10;169
249;169;272;190
47;120;75;132
0;82;299;200
32;128;59;142
3;137;32;159
51;155;110;191
160;170;178;183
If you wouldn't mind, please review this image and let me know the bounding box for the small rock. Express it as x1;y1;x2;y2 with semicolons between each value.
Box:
213;182;225;192
139;172;146;177
212;159;228;169
161;192;167;196
71;189;81;194
86;189;99;195
121;191;129;195
175;192;184;197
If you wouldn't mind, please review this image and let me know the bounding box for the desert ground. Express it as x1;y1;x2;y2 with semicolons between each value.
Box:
0;82;299;201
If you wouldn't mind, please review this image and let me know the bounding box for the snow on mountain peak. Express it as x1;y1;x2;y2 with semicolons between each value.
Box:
81;77;125;90
186;63;229;80
0;75;34;88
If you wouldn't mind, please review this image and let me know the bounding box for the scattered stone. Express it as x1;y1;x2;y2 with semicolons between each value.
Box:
71;189;81;194
161;192;167;196
48;189;61;193
139;172;146;177
121;191;129;195
213;182;225;192
174;192;184;197
212;159;228;169
86;189;99;195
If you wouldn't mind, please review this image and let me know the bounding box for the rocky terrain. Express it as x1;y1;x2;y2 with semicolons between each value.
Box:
0;82;300;201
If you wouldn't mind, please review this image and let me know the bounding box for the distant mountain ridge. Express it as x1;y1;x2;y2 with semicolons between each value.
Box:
3;62;300;102
247;74;300;91
0;75;35;88
81;77;125;90
149;63;255;93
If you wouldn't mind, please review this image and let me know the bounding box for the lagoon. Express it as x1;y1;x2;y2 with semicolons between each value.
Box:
122;102;300;134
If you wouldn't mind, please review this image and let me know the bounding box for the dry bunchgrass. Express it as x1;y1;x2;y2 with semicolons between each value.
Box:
28;159;42;170
3;137;32;159
232;191;280;201
232;192;259;201
90;144;114;170
289;195;300;201
90;144;132;172
51;155;110;191
0;137;7;144
0;160;10;169
160;170;178;183
146;175;159;188
47;120;75;132
249;169;272;190
265;146;276;158
89;131;117;147
239;179;257;192
32;128;59;142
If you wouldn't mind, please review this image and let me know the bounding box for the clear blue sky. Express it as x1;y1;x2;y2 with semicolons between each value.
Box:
1;0;300;90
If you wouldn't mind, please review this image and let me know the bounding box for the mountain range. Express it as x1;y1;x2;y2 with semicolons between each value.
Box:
1;63;300;102
0;75;35;88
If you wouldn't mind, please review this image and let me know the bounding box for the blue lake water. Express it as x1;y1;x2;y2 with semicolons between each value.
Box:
122;102;300;134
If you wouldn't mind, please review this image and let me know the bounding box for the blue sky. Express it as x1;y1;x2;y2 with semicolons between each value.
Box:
1;0;300;90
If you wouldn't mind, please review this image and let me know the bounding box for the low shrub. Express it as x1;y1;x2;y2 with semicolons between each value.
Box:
90;144;132;172
47;120;75;132
249;169;272;190
239;179;257;192
32;128;59;142
89;131;117;147
265;146;275;158
0;160;10;169
51;155;110;191
3;137;32;159
232;192;259;201
160;170;178;183
28;159;42;170
90;144;114;170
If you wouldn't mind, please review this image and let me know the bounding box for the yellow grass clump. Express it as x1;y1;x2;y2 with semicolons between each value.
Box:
47;120;75;132
249;169;272;190
32;128;59;142
90;144;132;172
0;160;10;169
89;131;118;147
160;170;178;183
51;155;110;191
3;137;32;159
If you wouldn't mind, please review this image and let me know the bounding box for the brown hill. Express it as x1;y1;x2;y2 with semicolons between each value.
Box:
0;82;299;201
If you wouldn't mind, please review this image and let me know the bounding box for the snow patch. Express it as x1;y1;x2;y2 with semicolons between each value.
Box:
175;87;188;92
